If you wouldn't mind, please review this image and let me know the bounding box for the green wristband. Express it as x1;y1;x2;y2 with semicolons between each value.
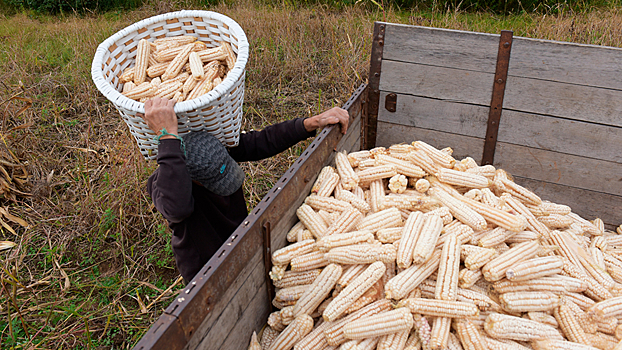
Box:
154;128;186;156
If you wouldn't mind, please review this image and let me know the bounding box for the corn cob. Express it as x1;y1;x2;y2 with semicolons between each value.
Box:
323;261;386;322
501;194;550;239
565;292;597;313
389;174;409;194
377;227;404;244
531;339;601;350
123;82;157;99
120;66;135;83
292;319;331;350
465;165;496;179
274;269;321;289
378;328;411;350
279;306;295;326
588;296;622;319
324;208;363;237
290;251;328;271
294;263;342;317
484;313;563;341
345;280;382;314
261;326;281;350
504;230;539;244
505;256;564;281
412;214;444;265
324;299;392;346
464;188;483;201
595;315;618;335
326;243;396;265
268;311;286;332
286;222;305;243
463;247;497;271
336;264;369;293
413;141;455;169
437;222;474;248
437;168;490;189
481;241;539;282
446;332;462;350
268;314;313;350
160;43;194;81
415;178;431;193
498;291;561;312
133;39;151;84
436;233;460;301
477;227;511;248
457;288;502;312
358;165;399;186
272;239;316;266
454;319;486;350
568;212;603;236
196;46;228;63
312;166;336;193
219;41;237;69
584;332;619;350
343;308;414;340
316;230;374;252
525;311;559;328
482;336;532;350
376;154;425;178
409;150;441;175
428;187;487;231
187;51;204;81
397;211;427;269
348;150;372;168
304;196;352;213
398;298;479;318
577;252;616;292
538;214;573;229
248;331;262;350
492;276;571;294
430;317;451;350
385;250;442;300
336;151;360;190
122;81;136;94
153;35;197;45
494;171;542;206
314;173;339;197
186;73;213;101
356;207;402;233
296;204;328;239
460;268;483;289
274;284;310;305
336;186;371;213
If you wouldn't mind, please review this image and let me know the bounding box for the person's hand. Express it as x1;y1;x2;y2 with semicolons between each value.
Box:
139;98;178;140
304;107;350;135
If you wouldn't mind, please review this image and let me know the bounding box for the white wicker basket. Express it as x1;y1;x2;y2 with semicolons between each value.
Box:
91;10;249;159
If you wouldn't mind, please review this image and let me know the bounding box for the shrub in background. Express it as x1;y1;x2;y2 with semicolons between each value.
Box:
2;0;144;13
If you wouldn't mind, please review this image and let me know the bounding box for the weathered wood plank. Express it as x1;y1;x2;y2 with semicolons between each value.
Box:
191;251;266;350
185;250;264;349
379;60;493;106
377;91;622;163
216;281;270;350
382;24;622;90
514;177;622;227
495;142;622;196
380;60;622;127
510;37;622;90
383;24;499;73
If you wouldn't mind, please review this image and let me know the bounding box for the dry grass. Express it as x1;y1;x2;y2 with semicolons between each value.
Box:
1;0;622;348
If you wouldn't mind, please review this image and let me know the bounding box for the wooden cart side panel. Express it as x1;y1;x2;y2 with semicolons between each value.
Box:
384;24;622;90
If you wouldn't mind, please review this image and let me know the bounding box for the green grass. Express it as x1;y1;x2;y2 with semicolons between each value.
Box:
1;0;622;348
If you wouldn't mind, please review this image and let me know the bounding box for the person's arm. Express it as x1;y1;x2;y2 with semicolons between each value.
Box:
229;107;349;162
143;98;194;222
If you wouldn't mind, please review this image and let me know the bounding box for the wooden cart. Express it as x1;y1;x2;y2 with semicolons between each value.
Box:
134;21;622;349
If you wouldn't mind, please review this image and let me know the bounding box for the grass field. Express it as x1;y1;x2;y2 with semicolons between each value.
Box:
2;0;622;348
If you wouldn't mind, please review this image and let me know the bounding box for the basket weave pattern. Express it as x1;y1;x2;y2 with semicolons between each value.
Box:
91;10;249;159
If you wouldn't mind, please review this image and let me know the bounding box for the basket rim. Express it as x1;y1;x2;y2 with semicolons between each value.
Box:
91;10;249;114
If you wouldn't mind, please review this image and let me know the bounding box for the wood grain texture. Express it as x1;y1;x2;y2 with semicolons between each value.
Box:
379;60;622;127
377;91;622;163
514;176;622;227
190;252;266;350
495;142;622;196
382;24;622;90
383;24;499;73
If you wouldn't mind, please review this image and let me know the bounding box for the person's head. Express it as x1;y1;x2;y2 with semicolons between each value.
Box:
183;131;244;196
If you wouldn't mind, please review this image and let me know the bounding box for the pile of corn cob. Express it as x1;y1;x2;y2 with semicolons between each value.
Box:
118;35;236;102
248;141;622;350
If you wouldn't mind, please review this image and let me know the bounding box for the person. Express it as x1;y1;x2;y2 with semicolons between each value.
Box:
142;97;349;282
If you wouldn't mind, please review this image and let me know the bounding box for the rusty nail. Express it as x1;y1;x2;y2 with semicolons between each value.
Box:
380;25;385;29
497;79;503;84
503;42;510;48
379;40;384;46
304;177;309;183
374;72;379;77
